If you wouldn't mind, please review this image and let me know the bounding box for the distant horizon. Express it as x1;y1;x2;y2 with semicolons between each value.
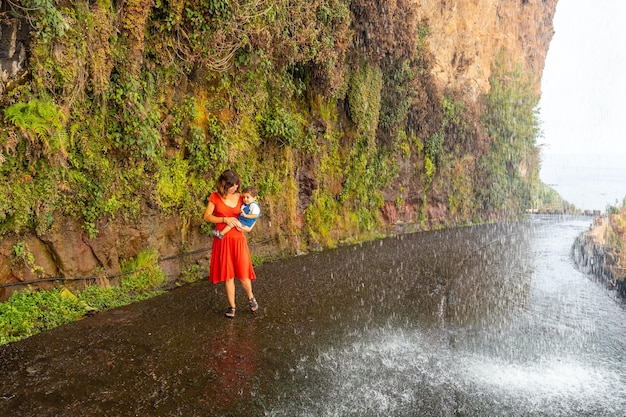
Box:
540;153;626;211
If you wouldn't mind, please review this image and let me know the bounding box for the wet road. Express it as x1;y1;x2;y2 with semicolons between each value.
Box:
1;217;625;416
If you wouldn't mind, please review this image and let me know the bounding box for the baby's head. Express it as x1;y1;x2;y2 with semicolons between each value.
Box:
242;186;258;204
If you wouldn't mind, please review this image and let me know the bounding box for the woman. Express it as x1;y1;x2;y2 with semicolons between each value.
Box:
203;170;258;318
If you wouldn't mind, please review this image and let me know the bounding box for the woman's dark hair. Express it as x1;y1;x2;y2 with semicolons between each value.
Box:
216;170;240;196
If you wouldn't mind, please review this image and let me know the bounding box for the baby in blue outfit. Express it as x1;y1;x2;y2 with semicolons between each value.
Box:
212;185;261;239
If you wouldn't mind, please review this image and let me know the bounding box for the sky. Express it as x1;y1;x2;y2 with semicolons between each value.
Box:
538;0;626;211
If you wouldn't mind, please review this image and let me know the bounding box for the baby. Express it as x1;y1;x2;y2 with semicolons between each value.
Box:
212;185;261;239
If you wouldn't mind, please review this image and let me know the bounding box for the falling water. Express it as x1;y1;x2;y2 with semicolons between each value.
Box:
264;216;626;417
1;216;625;417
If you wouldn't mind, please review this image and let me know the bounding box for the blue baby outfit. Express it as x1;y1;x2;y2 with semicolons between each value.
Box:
239;201;261;227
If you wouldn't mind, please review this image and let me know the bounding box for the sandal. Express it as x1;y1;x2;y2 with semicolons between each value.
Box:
224;307;236;318
249;297;258;313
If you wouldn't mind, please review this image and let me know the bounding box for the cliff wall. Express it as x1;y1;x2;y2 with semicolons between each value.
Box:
421;0;556;100
0;0;558;299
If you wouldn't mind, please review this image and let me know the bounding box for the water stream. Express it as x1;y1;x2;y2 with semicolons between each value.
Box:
1;216;625;416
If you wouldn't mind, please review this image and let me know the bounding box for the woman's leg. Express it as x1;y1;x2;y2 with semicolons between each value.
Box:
225;279;236;307
239;278;254;299
240;278;258;312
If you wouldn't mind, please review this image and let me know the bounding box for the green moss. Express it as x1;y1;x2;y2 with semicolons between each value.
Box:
424;156;435;187
155;156;191;214
304;190;341;248
119;250;165;292
346;61;383;137
256;105;305;148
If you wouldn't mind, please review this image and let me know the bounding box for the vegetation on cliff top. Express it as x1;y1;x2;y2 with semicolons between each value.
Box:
606;198;626;269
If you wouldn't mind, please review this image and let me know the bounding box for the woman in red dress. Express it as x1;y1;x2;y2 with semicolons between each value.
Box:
203;170;258;318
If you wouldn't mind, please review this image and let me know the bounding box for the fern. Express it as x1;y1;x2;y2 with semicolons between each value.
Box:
3;98;68;158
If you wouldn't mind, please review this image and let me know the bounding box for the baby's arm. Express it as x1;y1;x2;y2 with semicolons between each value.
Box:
240;203;261;220
240;211;259;220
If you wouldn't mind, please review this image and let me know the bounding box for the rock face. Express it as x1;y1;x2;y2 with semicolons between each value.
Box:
420;0;557;101
0;10;29;95
0;0;559;299
0;207;214;301
572;217;626;297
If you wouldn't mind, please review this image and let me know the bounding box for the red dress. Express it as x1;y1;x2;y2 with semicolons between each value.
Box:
208;192;257;284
